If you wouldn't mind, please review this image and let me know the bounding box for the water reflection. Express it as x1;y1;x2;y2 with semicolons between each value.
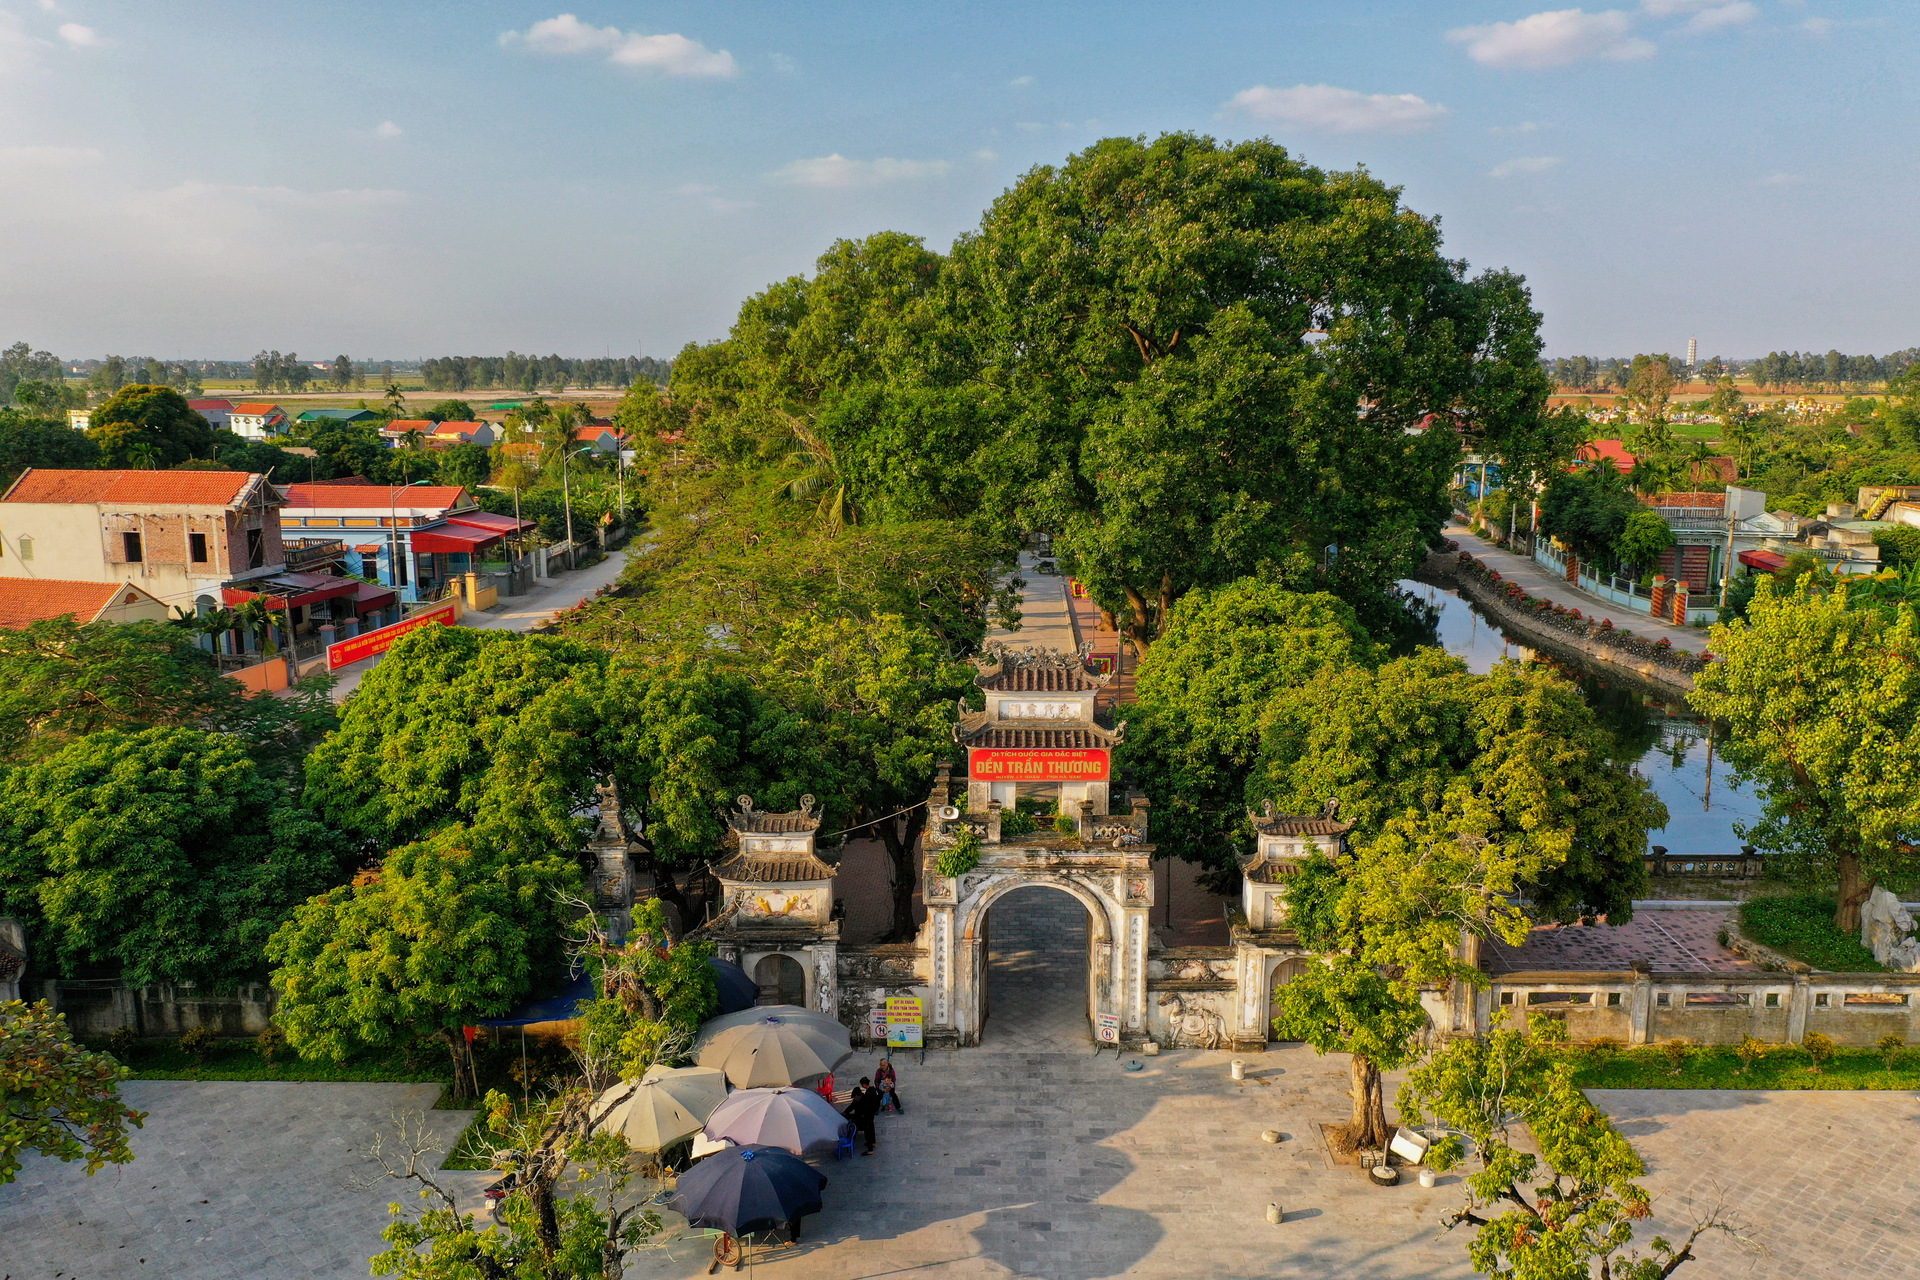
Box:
1397;579;1761;857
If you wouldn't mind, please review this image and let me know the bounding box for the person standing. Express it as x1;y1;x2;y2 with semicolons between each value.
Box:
845;1076;879;1155
875;1058;904;1114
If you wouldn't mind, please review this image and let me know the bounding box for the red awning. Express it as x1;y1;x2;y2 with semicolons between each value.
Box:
1739;550;1788;572
446;511;536;536
411;523;504;554
352;581;398;615
222;572;359;610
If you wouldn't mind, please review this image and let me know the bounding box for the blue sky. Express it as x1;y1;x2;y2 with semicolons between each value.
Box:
0;1;1912;362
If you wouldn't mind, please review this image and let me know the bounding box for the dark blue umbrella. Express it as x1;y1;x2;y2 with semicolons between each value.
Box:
669;1143;827;1236
478;971;595;1026
709;957;759;1015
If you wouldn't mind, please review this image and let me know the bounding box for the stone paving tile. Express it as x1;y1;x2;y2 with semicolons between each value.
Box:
1485;908;1754;974
0;1081;486;1280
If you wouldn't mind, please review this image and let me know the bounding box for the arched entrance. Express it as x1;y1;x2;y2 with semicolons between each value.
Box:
754;953;806;1006
980;885;1097;1049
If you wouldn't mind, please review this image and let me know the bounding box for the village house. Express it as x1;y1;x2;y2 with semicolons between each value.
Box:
228;402;288;440
0;578;169;630
188;398;234;430
378;419;497;449
278;480;532;604
575;421;622;455
293;408;377;427
0;469;284;616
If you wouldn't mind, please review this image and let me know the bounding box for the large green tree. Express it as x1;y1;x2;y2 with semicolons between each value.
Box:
1690;580;1920;931
1256;651;1664;923
938;133;1551;649
266;826;580;1095
0;728;345;987
87;384;217;468
1119;579;1380;876
0;408;99;487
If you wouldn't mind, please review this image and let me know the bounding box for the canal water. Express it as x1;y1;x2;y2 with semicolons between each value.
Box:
1400;580;1761;858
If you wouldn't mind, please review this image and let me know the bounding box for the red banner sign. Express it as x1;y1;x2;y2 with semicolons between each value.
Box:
968;747;1110;782
326;598;460;670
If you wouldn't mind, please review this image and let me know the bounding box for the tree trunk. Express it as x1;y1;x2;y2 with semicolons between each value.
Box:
1835;850;1871;934
1348;1054;1389;1150
528;1177;563;1261
879;808;929;943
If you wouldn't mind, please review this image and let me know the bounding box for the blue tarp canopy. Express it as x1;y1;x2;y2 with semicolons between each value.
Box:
478;971;596;1027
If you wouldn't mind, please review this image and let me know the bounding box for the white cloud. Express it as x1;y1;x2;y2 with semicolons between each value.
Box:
1683;3;1756;32
770;154;951;188
1223;83;1447;133
670;182;751;213
373;120;403;139
769;52;795;74
499;14;736;78
1490;121;1545;135
1009;75;1033;87
56;22;96;46
972;148;999;162
1490;155;1564;177
1801;16;1833;35
1448;9;1655;68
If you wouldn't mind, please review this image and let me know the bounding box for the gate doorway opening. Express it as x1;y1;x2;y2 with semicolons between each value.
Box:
754;953;806;1007
981;885;1095;1050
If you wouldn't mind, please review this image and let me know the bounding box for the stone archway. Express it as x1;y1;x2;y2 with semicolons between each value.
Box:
754;953;807;1006
933;869;1140;1048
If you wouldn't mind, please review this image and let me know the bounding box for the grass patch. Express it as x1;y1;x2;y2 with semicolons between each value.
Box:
1573;1042;1919;1090
1739;892;1886;971
91;1036;452;1085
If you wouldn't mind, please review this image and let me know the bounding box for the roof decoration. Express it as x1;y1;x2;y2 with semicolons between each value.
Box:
715;794;837;883
1240;798;1353;883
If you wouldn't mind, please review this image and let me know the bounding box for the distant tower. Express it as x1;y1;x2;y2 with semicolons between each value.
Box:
1686;337;1698;370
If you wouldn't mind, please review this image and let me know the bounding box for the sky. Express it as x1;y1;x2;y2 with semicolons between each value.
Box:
0;1;1914;363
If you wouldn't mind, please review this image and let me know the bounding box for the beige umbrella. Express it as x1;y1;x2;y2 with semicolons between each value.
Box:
640;1063;729;1120
695;1013;852;1089
594;1066;729;1153
700;1004;842;1037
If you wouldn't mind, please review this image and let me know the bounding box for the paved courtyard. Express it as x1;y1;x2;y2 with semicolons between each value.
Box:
0;1080;486;1279
7;907;1917;1279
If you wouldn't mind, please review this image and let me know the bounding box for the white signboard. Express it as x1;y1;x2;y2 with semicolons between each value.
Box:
1095;1012;1120;1044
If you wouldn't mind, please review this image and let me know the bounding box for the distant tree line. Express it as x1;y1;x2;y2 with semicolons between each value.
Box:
1747;349;1920;391
419;353;669;394
0;342;62;406
1547;348;1919;393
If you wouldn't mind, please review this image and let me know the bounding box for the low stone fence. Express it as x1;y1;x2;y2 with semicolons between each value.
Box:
34;979;278;1039
1482;966;1920;1047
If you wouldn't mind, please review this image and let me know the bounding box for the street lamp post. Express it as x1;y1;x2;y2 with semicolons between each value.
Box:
388;478;429;606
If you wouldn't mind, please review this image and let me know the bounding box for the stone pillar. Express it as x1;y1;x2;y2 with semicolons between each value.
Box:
1787;972;1812;1044
1232;942;1271;1051
466;571;481;603
1671;580;1690;625
1121;905;1150;1038
319;623;336;655
1650;575;1669;618
809;942;838;1020
1628;961;1653;1045
986;801;1003;845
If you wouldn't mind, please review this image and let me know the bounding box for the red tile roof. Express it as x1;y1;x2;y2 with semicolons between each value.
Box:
188;399;234;411
1577;439;1637;470
2;469;260;506
280;482;471;510
430;420;487;436
233;402;281;415
575;425;618;441
382;419;434;432
0;579;159;630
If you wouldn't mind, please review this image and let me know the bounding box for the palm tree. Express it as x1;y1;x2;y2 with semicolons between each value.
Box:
779;414;858;532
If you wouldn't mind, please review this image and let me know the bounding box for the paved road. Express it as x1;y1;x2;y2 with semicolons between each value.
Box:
326;548;628;701
1445;525;1703;649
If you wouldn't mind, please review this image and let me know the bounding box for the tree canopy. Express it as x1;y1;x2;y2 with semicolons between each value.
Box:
0;727;346;987
1690;579;1920;931
86;384;216;468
